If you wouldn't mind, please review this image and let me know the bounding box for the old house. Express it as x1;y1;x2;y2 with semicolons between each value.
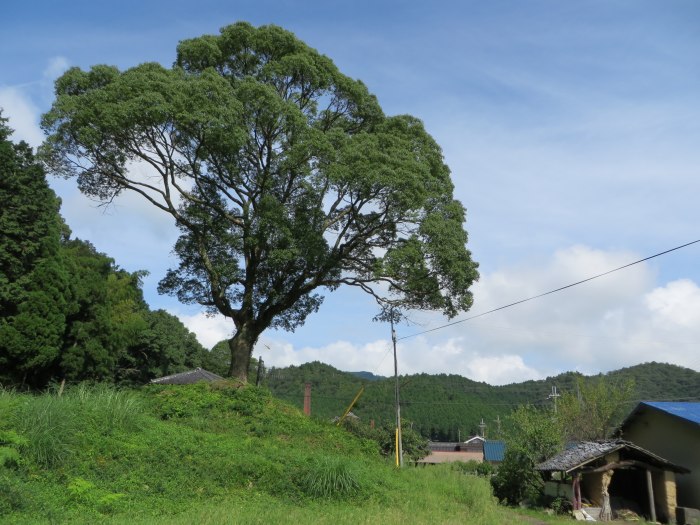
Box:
537;440;688;523
618;401;700;512
417;436;506;465
417;441;484;464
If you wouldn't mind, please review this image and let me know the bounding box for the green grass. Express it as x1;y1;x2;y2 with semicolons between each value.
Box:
0;382;529;524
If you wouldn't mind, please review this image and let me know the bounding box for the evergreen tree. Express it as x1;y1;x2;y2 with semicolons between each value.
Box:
0;112;71;387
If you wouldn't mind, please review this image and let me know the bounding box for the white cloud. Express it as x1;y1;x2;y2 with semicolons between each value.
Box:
463;354;542;385
43;56;70;83
0;56;70;147
0;87;43;146
259;338;393;375
174;245;699;384
645;279;700;328
175;311;232;350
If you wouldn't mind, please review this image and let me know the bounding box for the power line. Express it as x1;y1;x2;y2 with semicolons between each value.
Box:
399;239;700;341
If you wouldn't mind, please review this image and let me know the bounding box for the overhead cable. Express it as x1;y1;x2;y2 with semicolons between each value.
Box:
398;239;700;341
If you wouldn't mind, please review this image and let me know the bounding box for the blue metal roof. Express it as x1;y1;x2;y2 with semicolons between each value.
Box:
483;440;505;462
641;401;700;426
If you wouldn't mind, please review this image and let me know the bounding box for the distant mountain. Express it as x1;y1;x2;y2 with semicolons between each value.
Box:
349;371;385;381
264;361;699;441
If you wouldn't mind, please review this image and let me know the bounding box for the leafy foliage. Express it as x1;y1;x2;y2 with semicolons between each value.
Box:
492;376;636;506
0;112;71;387
41;22;479;380
557;375;635;441
491;405;563;505
0;112;207;389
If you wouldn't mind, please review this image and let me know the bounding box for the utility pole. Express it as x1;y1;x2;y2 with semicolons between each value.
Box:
495;415;501;437
479;418;487;438
256;356;264;386
391;311;403;467
548;385;560;413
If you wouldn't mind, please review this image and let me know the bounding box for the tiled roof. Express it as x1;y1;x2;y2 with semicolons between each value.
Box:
150;368;224;385
537;441;621;472
639;401;700;426
428;442;468;452
484;440;505;462
537;440;688;474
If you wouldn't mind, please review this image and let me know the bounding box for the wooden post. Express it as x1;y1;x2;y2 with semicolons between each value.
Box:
576;474;582;511
600;470;613;521
303;382;311;416
572;474;581;510
646;469;656;523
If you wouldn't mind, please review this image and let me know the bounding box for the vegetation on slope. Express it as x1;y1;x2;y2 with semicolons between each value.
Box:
0;382;510;524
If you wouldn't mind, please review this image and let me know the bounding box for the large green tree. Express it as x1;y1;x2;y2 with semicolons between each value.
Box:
0;112;72;387
41;22;479;381
1;111;205;388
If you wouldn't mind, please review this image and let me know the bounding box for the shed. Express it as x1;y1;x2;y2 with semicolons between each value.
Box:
150;368;224;385
617;401;700;510
537;440;689;523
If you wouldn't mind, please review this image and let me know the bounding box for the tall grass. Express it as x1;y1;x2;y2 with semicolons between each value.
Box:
300;456;362;499
67;383;144;431
17;383;144;468
112;467;512;525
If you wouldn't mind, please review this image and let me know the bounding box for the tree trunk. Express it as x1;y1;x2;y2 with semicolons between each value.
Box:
227;322;259;382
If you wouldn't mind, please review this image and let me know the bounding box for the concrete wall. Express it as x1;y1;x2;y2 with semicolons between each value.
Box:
622;409;699;509
653;470;677;524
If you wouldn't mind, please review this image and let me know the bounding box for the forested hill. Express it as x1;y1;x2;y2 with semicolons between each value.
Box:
264;361;700;441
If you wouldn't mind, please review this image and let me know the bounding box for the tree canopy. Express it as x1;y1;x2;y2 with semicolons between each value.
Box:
41;22;479;381
0;111;206;388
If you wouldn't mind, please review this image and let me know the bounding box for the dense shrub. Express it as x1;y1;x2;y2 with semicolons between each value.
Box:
340;417;429;462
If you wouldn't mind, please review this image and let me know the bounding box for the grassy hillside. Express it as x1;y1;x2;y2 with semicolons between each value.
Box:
0;382;528;525
265;361;700;440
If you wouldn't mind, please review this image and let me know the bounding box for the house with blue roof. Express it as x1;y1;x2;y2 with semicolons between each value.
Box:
618;401;700;513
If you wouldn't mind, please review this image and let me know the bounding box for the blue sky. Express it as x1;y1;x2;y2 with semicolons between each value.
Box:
2;1;699;384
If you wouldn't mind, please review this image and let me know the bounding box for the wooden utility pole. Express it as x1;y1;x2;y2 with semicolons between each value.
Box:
391;312;403;467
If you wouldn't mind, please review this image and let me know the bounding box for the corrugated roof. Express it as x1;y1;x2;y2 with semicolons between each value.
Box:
640;401;700;426
150;368;224;385
537;440;688;474
483;440;505;462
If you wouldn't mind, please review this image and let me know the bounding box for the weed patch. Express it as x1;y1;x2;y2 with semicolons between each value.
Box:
300;456;363;500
